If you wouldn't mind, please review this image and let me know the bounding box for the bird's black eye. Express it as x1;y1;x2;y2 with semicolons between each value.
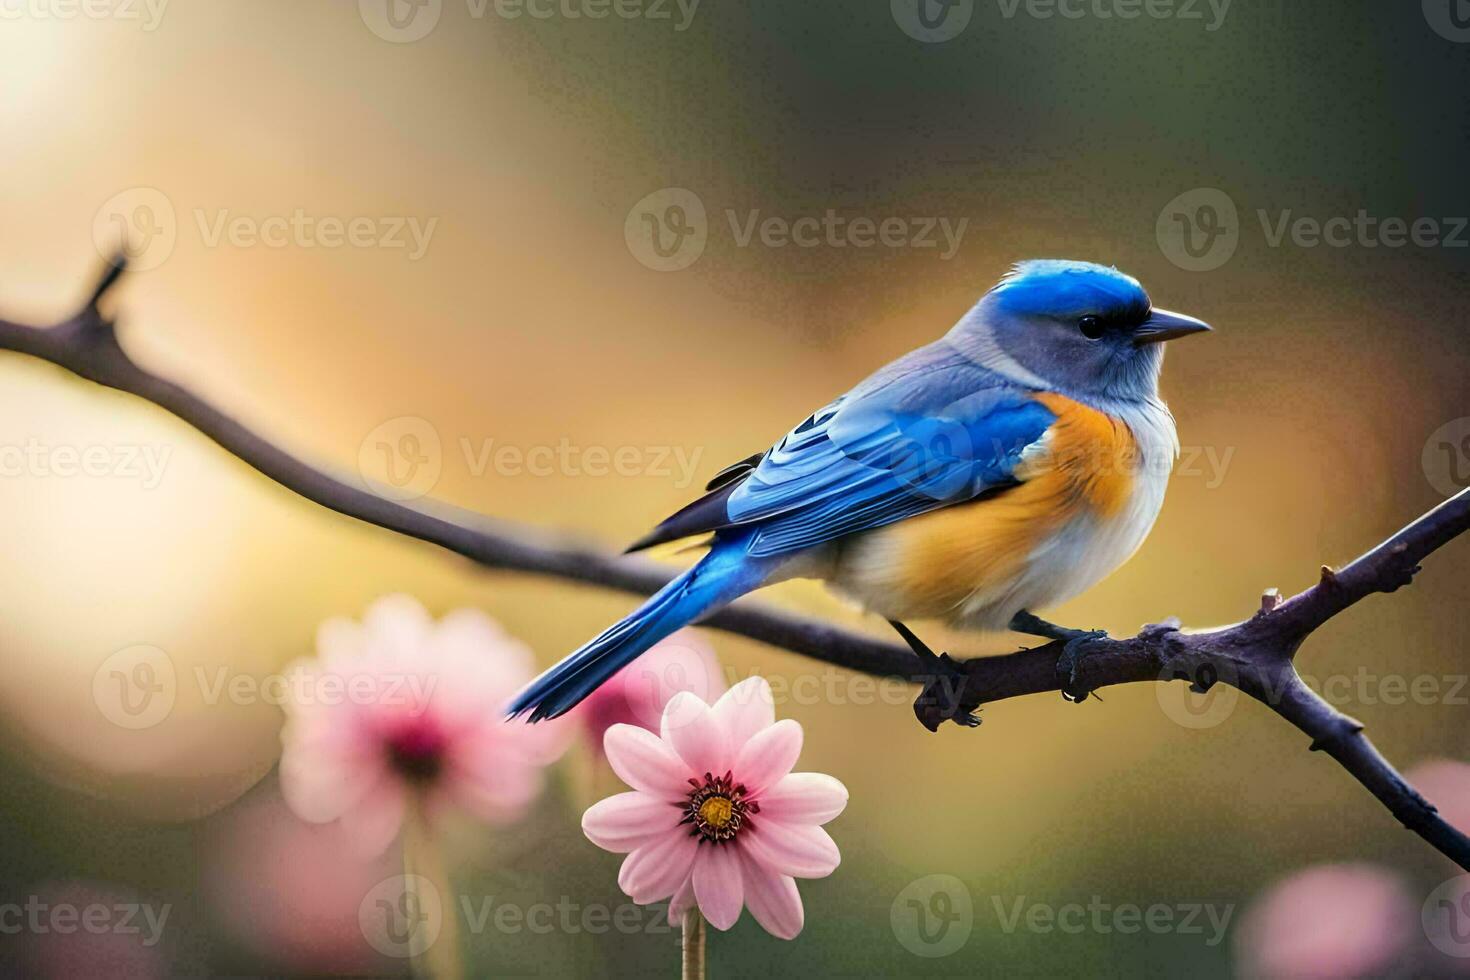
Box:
1078;315;1104;340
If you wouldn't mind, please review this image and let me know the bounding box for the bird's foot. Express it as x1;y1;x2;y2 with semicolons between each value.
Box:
912;651;981;732
1056;629;1107;703
888;620;982;731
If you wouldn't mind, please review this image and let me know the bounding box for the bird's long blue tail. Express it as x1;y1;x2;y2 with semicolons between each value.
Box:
508;540;768;722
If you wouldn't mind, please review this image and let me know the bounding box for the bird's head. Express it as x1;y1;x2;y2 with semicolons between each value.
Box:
949;259;1211;402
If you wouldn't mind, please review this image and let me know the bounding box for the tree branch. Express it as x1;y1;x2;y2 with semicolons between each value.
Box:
4;256;1469;869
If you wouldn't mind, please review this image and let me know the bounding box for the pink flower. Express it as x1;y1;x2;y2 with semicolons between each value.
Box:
581;676;847;940
279;595;568;855
575;630;726;752
1234;863;1415;980
1406;758;1470;841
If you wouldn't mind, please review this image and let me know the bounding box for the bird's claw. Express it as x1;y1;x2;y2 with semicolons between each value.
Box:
913;652;981;732
1057;629;1107;703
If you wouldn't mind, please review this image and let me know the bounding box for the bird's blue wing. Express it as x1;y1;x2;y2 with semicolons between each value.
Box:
713;344;1054;558
622;341;1057;558
731;390;1054;558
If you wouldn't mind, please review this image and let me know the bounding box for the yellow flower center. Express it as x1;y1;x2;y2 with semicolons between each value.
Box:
684;771;758;844
698;795;734;829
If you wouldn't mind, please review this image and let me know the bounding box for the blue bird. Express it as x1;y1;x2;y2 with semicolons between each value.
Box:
509;260;1211;727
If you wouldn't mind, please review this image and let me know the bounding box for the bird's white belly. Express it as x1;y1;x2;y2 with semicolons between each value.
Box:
953;464;1168;629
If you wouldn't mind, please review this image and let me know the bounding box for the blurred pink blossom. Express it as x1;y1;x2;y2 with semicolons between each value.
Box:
1234;862;1415;980
1406;758;1470;841
574;630;725;753
279;595;569;855
8;880;167;979
582;676;847;940
201;783;392;974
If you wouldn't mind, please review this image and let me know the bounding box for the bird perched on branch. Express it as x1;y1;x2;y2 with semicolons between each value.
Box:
510;260;1211;728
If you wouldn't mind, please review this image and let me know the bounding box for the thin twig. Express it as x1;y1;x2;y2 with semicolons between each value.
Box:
2;256;1468;869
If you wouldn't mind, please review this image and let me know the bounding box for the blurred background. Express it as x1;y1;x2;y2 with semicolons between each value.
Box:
1;1;1469;976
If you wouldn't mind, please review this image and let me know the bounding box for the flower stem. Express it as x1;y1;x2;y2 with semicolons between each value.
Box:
682;908;706;980
403;798;463;980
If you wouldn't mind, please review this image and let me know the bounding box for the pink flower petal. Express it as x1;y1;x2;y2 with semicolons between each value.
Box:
604;724;695;800
693;844;744;931
618;832;699;904
661;692;727;779
758;773;848;826
337;779;407;857
667;873;697;927
740;822;840;879
445;751;541;825
279;742;383;823
734;719;803;797
583;792;683;853
738;848;804;939
710;677;775;757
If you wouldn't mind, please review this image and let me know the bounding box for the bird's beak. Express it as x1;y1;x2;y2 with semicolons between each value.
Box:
1134;308;1213;346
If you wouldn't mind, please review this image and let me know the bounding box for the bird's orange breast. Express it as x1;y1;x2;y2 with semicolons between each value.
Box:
845;393;1140;618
